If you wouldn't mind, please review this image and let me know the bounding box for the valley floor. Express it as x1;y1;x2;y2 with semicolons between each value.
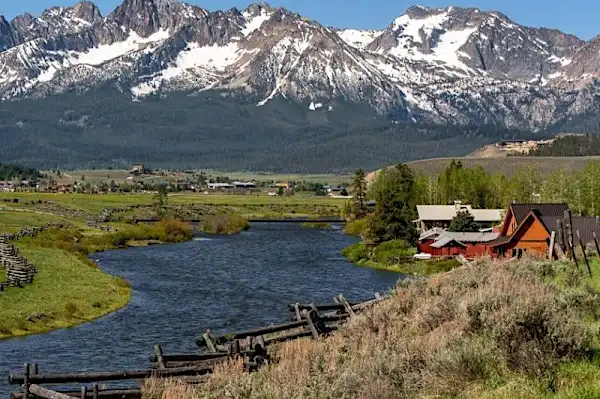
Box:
0;192;346;339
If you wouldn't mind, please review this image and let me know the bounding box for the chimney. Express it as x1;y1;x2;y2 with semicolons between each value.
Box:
454;200;462;211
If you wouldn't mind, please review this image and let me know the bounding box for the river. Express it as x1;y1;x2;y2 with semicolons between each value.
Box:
0;223;401;397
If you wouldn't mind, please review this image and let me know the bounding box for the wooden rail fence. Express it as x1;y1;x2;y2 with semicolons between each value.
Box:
8;293;389;399
0;224;68;292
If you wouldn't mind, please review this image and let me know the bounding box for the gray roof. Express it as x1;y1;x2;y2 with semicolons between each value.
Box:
416;205;502;222
419;227;445;241
431;237;466;248
426;231;500;248
439;231;500;243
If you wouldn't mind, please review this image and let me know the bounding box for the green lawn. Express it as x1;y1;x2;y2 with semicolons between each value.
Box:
0;209;75;233
0;243;130;338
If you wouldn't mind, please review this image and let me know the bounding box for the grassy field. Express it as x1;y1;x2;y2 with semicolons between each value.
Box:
0;210;75;233
47;170;351;186
407;156;600;177
0;232;131;339
0;193;347;221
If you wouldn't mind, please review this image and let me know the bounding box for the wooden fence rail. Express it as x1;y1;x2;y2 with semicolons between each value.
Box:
8;292;389;399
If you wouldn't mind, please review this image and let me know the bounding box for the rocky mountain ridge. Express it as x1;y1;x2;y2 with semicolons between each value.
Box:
1;0;599;131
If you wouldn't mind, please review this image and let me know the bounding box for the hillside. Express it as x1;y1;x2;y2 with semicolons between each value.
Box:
1;1;600;170
0;87;521;172
366;156;600;182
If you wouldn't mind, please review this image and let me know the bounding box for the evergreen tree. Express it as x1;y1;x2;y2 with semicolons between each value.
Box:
352;169;367;219
153;184;168;218
367;164;417;244
448;210;479;232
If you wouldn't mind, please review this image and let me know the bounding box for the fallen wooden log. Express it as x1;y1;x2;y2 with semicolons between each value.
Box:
288;295;387;314
26;384;78;399
9;364;214;385
11;388;141;399
148;350;255;364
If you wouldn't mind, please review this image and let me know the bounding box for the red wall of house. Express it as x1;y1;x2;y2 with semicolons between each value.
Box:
417;239;436;254
426;243;489;258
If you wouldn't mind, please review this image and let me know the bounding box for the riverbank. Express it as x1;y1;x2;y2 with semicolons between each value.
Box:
0;219;193;339
341;240;461;276
147;257;600;398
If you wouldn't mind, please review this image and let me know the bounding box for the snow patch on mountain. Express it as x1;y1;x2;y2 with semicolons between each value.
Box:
74;30;170;66
131;42;244;97
337;29;381;49
392;11;449;43
241;9;273;36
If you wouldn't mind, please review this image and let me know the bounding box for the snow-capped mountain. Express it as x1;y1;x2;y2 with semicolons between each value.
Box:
1;0;600;131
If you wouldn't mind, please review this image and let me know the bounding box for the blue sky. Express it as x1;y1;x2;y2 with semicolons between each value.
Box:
3;0;599;40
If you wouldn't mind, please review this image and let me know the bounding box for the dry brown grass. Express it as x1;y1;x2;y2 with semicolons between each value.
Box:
144;258;600;399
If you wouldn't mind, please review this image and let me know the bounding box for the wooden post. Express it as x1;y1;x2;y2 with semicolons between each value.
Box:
337;294;356;318
557;220;564;251
255;336;266;355
32;364;39;376
578;230;593;277
203;332;217;353
153;345;166;369
246;336;253;352
92;385;98;399
293;303;302;321
80;386;87;399
23;363;30;399
549;231;556;260
231;339;240;355
593;231;600;258
301;309;320;339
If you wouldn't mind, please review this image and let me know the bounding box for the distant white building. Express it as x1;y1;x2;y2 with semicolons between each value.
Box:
208;182;234;190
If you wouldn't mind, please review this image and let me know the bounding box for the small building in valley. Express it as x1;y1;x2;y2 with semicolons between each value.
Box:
415;202;503;233
418;229;499;259
487;203;600;259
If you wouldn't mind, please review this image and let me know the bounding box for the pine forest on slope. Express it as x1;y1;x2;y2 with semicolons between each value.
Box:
1;0;600;171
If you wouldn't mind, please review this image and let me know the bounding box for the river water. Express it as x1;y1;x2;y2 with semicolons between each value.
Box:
0;223;400;397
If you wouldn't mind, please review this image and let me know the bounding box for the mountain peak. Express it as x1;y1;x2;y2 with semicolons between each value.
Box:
72;1;103;24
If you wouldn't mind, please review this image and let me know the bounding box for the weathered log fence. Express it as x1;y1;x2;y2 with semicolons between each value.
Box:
0;223;68;292
8;293;389;399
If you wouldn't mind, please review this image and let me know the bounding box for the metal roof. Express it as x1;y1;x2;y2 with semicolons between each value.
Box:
431;237;467;248
439;231;500;243
419;227;445;241
416;205;502;222
510;203;568;225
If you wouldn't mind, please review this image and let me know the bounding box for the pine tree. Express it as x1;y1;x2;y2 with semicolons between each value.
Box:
352;169;367;219
448;210;479;232
367;164;417;244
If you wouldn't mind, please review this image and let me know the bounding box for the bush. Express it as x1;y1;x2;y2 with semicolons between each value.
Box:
64;302;79;316
343;218;369;236
200;215;249;235
340;242;369;263
372;240;412;263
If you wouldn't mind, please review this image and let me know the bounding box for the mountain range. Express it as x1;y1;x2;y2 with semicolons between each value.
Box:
1;0;599;172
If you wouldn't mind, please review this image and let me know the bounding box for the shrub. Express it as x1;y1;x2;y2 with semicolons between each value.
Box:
340;242;369;263
344;218;369;236
200;215;249;235
372;239;412;264
64;302;79;316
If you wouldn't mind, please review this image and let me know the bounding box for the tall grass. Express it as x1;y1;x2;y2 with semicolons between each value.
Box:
146;258;600;398
199;215;249;235
22;220;192;268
